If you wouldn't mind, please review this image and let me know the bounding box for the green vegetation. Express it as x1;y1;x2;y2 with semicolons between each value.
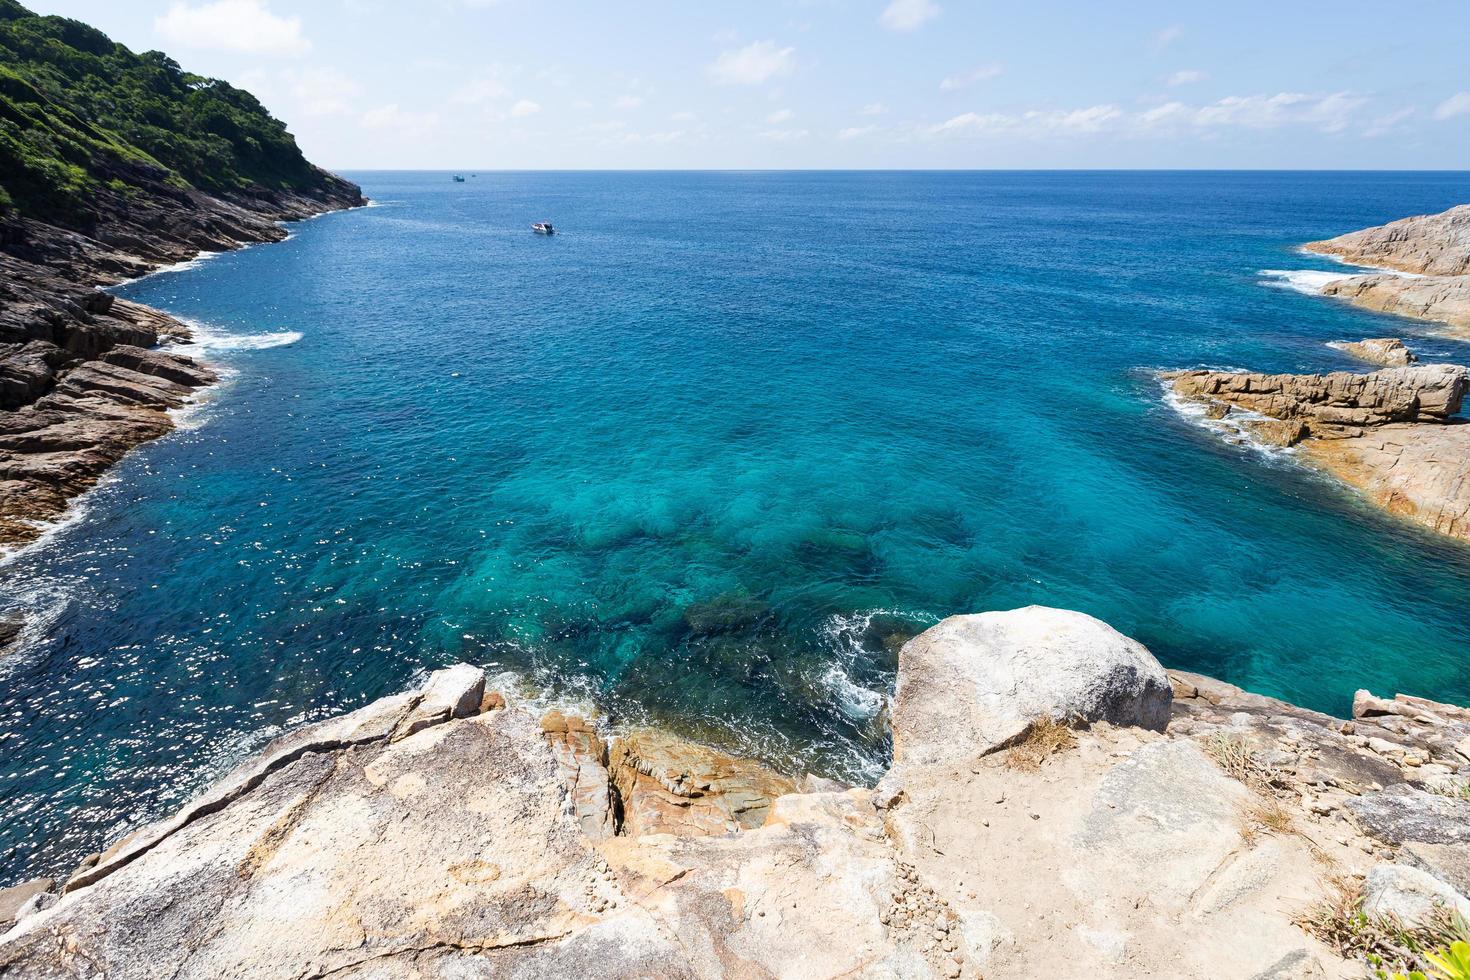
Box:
1298;877;1470;980
0;0;332;226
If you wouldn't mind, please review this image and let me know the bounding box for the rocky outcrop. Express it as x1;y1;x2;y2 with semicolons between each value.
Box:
1165;364;1470;540
1322;275;1470;335
1305;204;1470;335
1306;204;1470;277
1329;337;1417;367
8;607;1467;977
0;179;363;548
1302;424;1470;539
891;606;1171;765
1164;364;1466;443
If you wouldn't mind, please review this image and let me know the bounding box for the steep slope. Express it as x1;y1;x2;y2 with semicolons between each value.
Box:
0;0;363;547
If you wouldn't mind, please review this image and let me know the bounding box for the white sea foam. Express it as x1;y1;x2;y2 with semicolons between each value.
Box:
1159;378;1298;461
162;317;304;355
1258;269;1352;295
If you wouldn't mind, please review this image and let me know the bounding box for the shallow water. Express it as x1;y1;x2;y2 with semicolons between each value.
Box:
3;171;1470;883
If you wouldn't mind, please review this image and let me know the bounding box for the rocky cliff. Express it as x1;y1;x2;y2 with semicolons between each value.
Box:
0;2;364;548
1306;204;1470;335
4;606;1469;978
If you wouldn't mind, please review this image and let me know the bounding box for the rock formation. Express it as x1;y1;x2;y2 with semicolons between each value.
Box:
1330;337;1417;367
1306;204;1470;277
4;606;1468;978
1321;276;1470;334
0;178;362;547
1306;204;1470;335
1165;363;1470;540
0;2;366;548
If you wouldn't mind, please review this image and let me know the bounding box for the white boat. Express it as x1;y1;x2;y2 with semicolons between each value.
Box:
531;221;555;235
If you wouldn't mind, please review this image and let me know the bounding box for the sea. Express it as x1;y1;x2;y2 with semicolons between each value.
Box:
3;170;1470;883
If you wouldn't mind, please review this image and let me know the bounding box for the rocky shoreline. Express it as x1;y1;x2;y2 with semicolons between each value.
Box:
0;177;364;550
1305;203;1470;336
1165;363;1470;540
2;605;1467;977
1162;203;1470;543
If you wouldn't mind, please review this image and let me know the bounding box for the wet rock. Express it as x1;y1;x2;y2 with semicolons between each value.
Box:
682;593;770;636
892;606;1171;765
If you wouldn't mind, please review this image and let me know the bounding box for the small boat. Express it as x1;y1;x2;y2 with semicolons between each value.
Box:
531;221;555;235
452;175;466;182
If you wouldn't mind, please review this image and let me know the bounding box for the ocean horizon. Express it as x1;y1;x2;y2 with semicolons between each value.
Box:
3;168;1470;884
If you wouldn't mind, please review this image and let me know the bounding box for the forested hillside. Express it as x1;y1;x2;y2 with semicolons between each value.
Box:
0;0;349;227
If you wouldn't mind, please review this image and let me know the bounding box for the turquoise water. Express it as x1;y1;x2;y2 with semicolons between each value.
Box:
3;171;1470;883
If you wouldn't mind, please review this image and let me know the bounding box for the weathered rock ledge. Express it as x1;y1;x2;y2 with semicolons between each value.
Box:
1305;204;1470;335
1329;336;1417;368
5;606;1468;978
0;176;365;549
1165;364;1470;540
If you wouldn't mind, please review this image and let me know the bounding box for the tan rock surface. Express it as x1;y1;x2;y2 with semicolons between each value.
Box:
1322;275;1470;336
1305;204;1470;276
1303;423;1470;540
1329;337;1417;367
6;609;1470;978
1166;365;1470;539
608;728;798;837
1164;364;1466;436
1304;204;1470;334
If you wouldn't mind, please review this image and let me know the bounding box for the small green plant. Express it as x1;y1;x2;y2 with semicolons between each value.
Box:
1423;780;1470;802
1297;879;1467;979
1422;939;1470;979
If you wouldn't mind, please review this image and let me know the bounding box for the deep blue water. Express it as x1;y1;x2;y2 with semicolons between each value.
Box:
3;171;1470;883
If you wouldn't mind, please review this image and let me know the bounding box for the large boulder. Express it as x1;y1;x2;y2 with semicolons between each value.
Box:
891;606;1172;766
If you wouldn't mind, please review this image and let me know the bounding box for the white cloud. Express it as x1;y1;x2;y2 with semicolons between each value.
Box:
453;68;514;105
360;104;438;131
880;0;940;32
155;0;309;56
509;99;541;118
614;95;644;109
767;108;795;124
759;128;809;141
1434;92;1470;120
1167;69;1208;86
287;67;360;116
1364;107;1415;137
1188;91;1363;132
838;125;878;139
940;64;1003;92
708;40;796;85
1153;25;1184;50
861;101;888;116
670;110;698;122
931;105;1122;137
929;92;1365;139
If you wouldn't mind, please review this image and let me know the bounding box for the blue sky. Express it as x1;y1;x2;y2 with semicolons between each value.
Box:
28;0;1470;169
